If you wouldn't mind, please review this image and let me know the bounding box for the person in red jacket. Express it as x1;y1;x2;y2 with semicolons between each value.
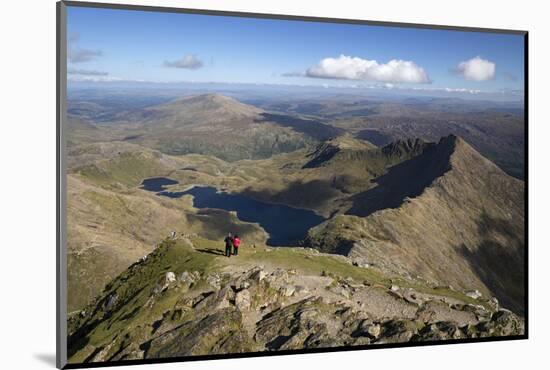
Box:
232;234;241;256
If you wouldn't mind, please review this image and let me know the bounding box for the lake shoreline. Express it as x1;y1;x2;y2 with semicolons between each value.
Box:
139;177;326;246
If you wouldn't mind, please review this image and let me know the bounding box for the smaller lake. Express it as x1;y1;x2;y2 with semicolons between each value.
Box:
140;177;179;192
140;177;326;246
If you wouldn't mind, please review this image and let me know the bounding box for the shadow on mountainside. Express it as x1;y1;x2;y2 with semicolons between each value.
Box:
242;179;340;211
255;113;343;141
355;129;394;147
346;138;454;217
457;212;525;315
186;209;259;242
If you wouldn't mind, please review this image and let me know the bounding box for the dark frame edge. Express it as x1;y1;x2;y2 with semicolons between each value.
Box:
523;31;529;339
62;334;528;369
57;1;68;369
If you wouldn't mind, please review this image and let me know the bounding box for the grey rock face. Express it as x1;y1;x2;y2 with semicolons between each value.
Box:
152;272;178;295
235;289;251;311
376;320;418;344
206;273;222;290
280;284;296;297
104;293;118;311
147;308;251;358
178;271;197;286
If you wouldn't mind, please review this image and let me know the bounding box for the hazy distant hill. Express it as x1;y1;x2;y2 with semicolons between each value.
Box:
306;135;524;313
251;95;524;178
66;116;109;147
347;111;525;178
111;93;341;161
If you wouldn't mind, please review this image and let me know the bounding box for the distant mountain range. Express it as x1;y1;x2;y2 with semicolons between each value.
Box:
69;92;525;178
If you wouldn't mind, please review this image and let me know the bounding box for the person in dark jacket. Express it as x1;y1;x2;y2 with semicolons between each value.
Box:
232;234;241;256
224;233;234;257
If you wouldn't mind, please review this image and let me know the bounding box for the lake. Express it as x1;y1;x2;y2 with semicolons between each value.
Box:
140;177;179;192
140;177;326;246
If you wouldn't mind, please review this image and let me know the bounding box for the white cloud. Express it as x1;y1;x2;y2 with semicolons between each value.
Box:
67;68;108;76
67;74;123;82
410;86;482;94
163;55;204;70
281;71;304;77
67;33;103;64
68;48;103;63
455;56;496;81
304;55;430;83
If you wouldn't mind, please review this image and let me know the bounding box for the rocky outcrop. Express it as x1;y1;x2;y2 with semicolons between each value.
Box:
147;308;253;358
68;248;524;365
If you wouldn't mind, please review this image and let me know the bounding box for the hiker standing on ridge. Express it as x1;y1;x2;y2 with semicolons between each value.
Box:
224;233;234;257
233;234;241;256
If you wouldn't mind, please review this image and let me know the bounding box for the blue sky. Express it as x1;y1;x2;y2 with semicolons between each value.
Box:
67;6;524;98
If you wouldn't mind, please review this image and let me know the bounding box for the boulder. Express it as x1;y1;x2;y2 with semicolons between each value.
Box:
165;272;176;283
330;285;351;299
487;310;524;336
352;259;370;268
206;274;221;290
280;284;296;297
255;297;327;350
416;321;465;341
194;286;234;311
234;267;266;289
488;297;500;311
147;308;252;357
244;266;267;283
357;321;381;338
402;290;423;305
251;269;267;283
105;293;118;311
178;271;196;286
465;290;482;299
268;269;289;283
235;289;251;311
376;320;418;344
152;272;178;294
367;324;381;338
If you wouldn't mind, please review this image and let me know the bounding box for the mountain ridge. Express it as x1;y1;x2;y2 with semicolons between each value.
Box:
143;93;262;128
306;134;525;313
107;93;333;161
